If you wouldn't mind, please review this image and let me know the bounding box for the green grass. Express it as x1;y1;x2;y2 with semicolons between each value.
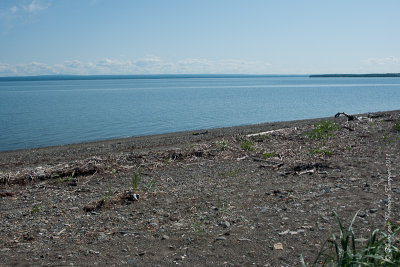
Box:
261;152;275;159
241;140;254;151
31;205;41;214
393;120;400;132
309;148;333;156
301;211;400;266
57;175;74;183
131;172;141;191
306;120;340;140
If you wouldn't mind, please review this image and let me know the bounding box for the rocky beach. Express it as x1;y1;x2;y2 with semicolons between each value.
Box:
1;110;399;266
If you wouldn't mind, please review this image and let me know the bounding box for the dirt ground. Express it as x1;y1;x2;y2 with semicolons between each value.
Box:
1;110;399;266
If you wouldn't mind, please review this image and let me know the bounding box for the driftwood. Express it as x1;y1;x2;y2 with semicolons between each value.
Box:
192;131;209;136
335;112;356;121
246;127;297;138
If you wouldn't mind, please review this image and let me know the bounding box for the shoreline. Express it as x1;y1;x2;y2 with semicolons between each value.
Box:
2;109;398;156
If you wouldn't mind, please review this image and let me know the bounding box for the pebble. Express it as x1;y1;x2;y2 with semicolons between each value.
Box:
357;211;367;218
369;208;378;213
220;221;230;228
161;235;170;240
216;236;227;241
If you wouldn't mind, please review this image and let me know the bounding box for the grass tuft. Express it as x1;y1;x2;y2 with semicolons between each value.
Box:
300;211;400;266
131;172;141;191
306;120;340;140
241;140;254;151
393;120;400;132
261;152;275;159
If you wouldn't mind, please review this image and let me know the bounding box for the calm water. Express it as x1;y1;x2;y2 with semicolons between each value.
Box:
1;75;400;151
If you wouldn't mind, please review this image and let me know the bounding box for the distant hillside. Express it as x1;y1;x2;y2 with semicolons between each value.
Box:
310;73;400;78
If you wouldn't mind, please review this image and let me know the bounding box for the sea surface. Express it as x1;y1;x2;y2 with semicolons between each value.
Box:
1;75;400;151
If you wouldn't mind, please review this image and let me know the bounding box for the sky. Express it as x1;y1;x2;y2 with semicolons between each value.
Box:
0;0;400;76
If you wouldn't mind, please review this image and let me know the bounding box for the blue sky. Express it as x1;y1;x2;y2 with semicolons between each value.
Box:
0;0;399;76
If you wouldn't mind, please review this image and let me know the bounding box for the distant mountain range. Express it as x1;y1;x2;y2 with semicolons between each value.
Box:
310;73;400;78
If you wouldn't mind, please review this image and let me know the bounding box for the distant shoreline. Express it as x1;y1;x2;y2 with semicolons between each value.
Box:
310;73;400;78
0;74;306;82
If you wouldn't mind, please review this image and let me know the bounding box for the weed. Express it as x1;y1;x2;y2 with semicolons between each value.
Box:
241;140;254;151
261;152;275;159
309;148;333;156
300;211;400;266
216;195;227;217
142;178;157;192
103;188;112;203
345;146;351;151
131;172;141;191
191;215;206;238
58;175;74;183
31;205;41;214
306;120;340;140
383;133;393;144
216;139;228;151
393;120;400;132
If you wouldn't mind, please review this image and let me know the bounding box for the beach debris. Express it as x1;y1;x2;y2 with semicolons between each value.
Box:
273;243;283;250
192;130;209;136
0;192;15;197
0;157;106;185
83;191;139;212
246;127;297;138
335;112;356;121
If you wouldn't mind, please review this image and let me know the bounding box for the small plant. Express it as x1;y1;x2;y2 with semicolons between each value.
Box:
216;139;228;151
131;172;141;191
393;120;400;132
58;175;74;183
300;211;400;266
345;146;351;151
383;133;393;144
306;120;340;140
216;195;227;217
31;205;41;214
241;140;254;151
142;178;157;192
261;152;275;159
309;148;333;156
191;215;206;239
103;188;112;203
